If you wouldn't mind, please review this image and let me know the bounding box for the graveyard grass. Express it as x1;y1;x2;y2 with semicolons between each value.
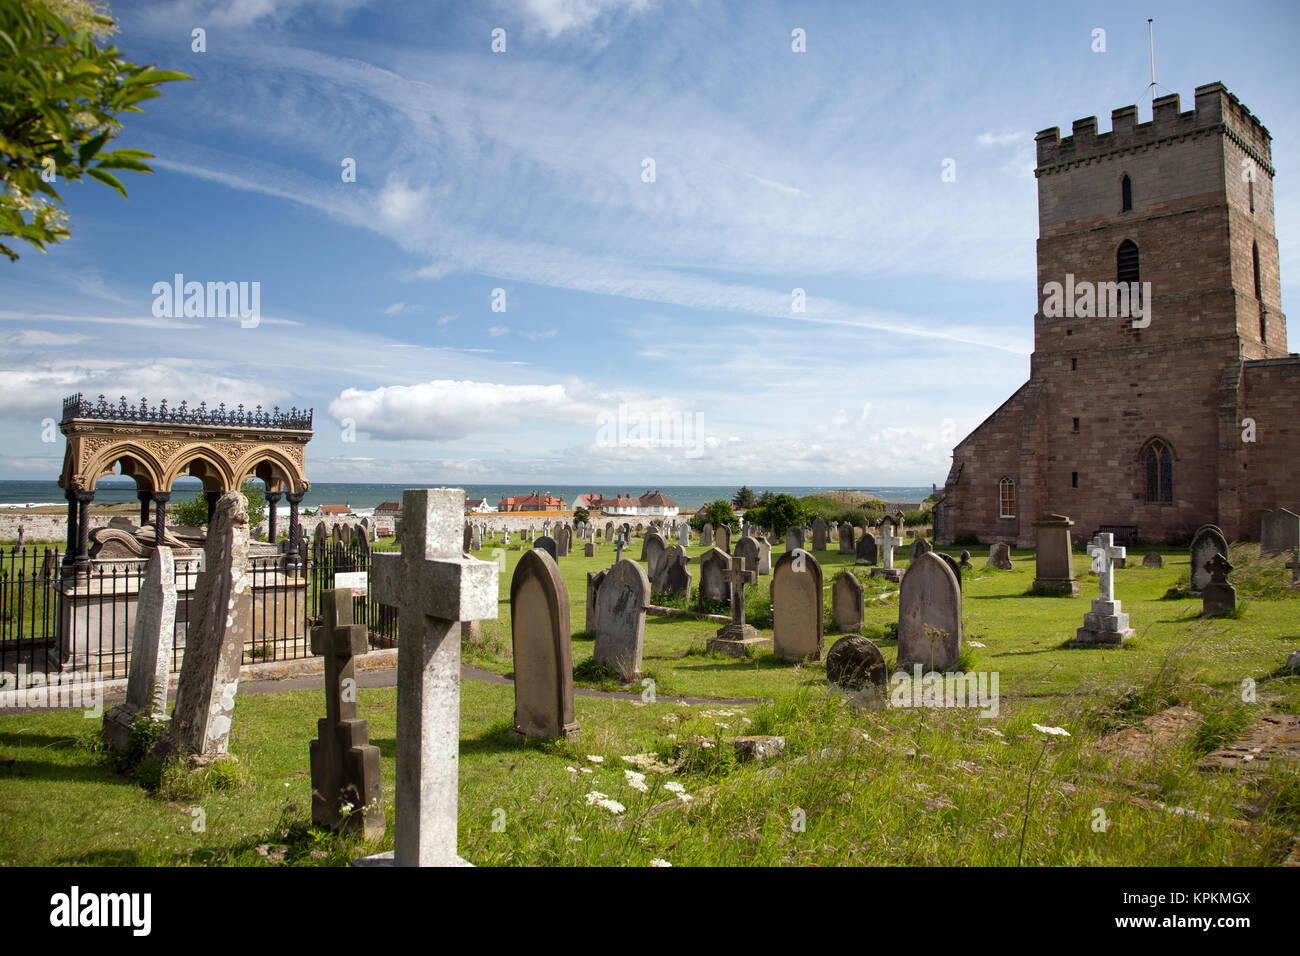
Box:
1;539;1298;866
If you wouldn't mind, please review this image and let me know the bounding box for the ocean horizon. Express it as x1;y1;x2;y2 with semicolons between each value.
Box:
0;479;934;517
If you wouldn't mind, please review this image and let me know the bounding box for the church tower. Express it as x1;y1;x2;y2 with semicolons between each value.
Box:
937;83;1296;546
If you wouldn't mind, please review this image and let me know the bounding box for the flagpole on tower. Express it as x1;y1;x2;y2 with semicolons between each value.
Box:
1147;18;1156;106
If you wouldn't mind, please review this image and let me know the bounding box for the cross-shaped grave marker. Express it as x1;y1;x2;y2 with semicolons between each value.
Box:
1087;532;1126;601
310;589;383;839
706;555;770;657
879;521;903;571
363;488;499;867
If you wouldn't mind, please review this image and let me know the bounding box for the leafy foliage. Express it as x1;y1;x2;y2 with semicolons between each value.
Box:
731;485;755;510
745;493;803;536
0;0;190;260
694;499;738;533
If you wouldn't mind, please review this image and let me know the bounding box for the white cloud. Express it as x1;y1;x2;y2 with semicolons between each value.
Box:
977;131;1023;147
514;0;657;37
383;301;421;315
489;326;509;337
521;329;558;340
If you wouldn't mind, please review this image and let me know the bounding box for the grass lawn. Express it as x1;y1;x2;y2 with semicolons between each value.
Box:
1;535;1296;866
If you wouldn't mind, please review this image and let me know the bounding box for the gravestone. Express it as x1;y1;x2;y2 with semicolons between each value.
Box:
162;493;251;758
1070;533;1134;648
958;550;973;571
1288;549;1300;586
1189;525;1229;593
678;524;690;547
811;517;828;551
363;488;499;867
662;547;691;598
584;541;596;557
784;526;804;553
878;523;903;574
826;636;888;692
470;525;482;551
701;523;714;548
772;549;824;662
909;537;932;563
855;531;878;566
510;549;579;738
312;522;327;553
585;569;606;633
698;547;731;610
1032;514;1078;595
986;542;1013;570
557;525;572;558
733;536;759;577
594;559;650;680
605;521;614;540
533;534;557;560
715;523;732;554
652;543;688;594
897;551;962;671
1200;552;1237;617
1260;508;1300;557
838;523;855;554
642;531;667;580
1142;552;1163;568
755;537;772;575
309;589;383;838
103;547;177;754
543;520;551;536
832;570;864;632
706;553;770;657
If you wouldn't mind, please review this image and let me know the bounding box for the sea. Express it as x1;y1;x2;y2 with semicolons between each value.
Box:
0;480;933;517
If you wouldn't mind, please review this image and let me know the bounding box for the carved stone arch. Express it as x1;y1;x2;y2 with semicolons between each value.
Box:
83;441;166;492
1135;434;1179;462
233;447;308;494
163;446;237;492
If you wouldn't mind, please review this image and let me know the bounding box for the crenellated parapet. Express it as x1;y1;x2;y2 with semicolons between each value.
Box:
1035;82;1273;178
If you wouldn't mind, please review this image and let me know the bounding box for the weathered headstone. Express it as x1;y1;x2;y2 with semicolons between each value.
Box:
162;493;251;758
363;488;499;867
715;523;732;554
594;559;650;680
784;526;804;553
1032;514;1078;595
556;525;572;558
510;549;579;739
533;535;558;560
312;522;327;554
838;523;855;554
1201;552;1237;617
935;550;963;589
826;635;888;692
958;550;973;571
811;517;827;551
1070;533;1134;648
897;551;962;671
706;553;770;657
677;523;690;547
909;537;933;563
772;549;824;662
985;541;1013;570
652;543;688;594
733;536;759;577
103;547;177;754
642;531;667;580
662;547;692;598
831;570;864;632
1260;508;1300;557
855;531;878;566
585;569;606;633
701;523;714;548
584;541;596;557
309;589;383;838
1189;525;1229;593
698;547;731;610
1142;552;1163;568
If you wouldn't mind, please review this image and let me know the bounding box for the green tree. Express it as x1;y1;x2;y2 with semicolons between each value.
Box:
698;499;739;533
167;481;266;532
573;506;590;526
747;493;803;537
731;485;755;510
1;0;190;261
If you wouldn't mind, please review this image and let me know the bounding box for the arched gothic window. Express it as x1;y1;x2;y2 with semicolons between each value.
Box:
1117;239;1140;284
1121;175;1133;212
1143;439;1173;504
998;477;1016;518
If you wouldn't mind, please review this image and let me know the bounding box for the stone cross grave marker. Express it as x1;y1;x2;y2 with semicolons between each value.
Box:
310;589;383;838
706;554;769;657
1071;533;1134;648
364;488;498;867
103;546;176;754
1189;525;1228;593
878;522;903;570
1201;552;1237;617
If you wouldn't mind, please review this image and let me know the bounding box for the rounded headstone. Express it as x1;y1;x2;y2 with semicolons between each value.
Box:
826;636;887;691
1141;552;1164;569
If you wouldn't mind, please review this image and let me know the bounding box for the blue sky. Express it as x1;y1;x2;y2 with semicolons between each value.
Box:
2;0;1297;487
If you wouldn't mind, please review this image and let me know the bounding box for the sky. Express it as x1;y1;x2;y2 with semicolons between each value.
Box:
2;0;1297;488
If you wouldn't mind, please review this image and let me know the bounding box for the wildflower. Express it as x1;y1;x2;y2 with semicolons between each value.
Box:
1032;723;1071;737
625;770;649;792
663;781;686;794
564;766;577;774
649;858;672;867
586;755;604;764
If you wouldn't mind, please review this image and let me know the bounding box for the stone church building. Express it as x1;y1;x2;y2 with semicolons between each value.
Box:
935;83;1296;547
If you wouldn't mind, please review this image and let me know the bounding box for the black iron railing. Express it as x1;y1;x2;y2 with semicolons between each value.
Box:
60;393;313;431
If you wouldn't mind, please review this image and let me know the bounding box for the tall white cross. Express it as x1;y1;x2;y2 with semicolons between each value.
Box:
879;522;903;570
370;488;499;867
1087;533;1126;601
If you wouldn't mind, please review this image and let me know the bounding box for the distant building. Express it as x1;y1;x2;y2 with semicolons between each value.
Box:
375;500;402;515
575;490;679;516
319;503;352;516
465;497;496;513
498;491;567;512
